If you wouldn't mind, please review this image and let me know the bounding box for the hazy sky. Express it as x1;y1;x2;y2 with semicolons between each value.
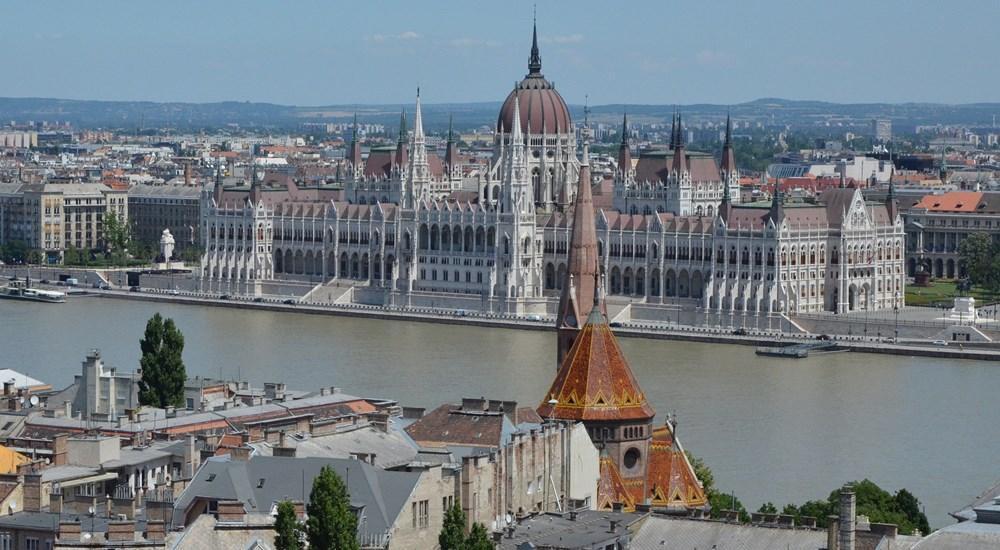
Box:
4;0;998;106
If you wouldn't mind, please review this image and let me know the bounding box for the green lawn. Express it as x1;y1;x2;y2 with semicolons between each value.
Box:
906;280;999;307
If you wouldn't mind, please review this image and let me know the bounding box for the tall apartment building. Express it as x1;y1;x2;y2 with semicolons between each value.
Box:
128;184;201;251
0;182;127;263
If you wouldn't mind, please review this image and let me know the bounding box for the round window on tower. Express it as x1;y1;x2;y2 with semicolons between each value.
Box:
623;447;641;471
533;150;541;158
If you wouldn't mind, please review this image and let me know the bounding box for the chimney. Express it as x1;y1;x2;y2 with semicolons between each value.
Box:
145;520;166;542
216;500;247;523
291;500;305;520
839;485;856;550
23;473;42;512
58;521;82;542
611;502;623;513
50;489;64;514
461;397;486;411
230;446;251;462
608;519;620;533
827;515;840;550
3;381;13;396
106;520;136;542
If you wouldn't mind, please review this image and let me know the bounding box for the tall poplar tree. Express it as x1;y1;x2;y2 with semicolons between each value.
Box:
274;500;302;550
306;465;359;550
137;313;187;408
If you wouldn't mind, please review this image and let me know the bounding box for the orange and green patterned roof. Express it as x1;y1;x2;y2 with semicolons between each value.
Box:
538;309;655;422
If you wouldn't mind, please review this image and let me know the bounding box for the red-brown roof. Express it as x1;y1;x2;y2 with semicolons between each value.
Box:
912;191;984;212
647;425;708;508
538;309;655;422
634;154;721;183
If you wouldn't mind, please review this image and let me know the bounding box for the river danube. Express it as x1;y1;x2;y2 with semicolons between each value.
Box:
3;297;997;527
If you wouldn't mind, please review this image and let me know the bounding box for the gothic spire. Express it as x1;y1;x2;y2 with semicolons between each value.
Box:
413;87;425;141
510;88;523;142
555;140;604;367
721;111;737;176
447;113;454;144
397;109;408;145
528;12;542;76
620;111;629;146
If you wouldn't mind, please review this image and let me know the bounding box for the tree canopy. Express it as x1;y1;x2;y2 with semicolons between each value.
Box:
274;500;302;550
305;465;359;550
137;313;187;408
439;503;467;550
958;232;1000;292
686;453;930;535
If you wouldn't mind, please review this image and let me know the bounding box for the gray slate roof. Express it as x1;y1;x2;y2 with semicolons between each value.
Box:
632;516;827;550
174;456;420;540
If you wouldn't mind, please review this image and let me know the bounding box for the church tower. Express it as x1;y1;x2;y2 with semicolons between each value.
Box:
407;88;431;207
720;113;740;206
556;142;604;367
540;218;708;512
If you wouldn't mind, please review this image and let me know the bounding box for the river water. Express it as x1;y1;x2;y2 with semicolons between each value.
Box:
2;297;997;528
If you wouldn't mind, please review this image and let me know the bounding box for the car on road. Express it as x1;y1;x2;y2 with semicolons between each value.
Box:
282;299;297;305
525;314;543;322
129;286;141;292
169;289;180;296
815;334;832;340
932;340;948;346
40;279;50;284
253;297;264;303
732;328;748;336
609;321;623;327
219;294;231;300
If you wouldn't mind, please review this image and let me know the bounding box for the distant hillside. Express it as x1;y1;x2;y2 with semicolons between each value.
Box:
1;96;997;133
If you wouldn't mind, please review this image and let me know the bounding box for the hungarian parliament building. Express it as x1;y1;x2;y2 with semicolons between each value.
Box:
199;24;905;320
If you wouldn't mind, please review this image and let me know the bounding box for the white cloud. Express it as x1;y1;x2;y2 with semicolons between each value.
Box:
540;34;584;45
367;31;420;43
695;49;735;67
450;37;502;48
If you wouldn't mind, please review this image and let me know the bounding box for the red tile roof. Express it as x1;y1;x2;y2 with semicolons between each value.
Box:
538;310;655;423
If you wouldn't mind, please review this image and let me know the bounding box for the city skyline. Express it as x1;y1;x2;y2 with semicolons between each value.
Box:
4;0;999;106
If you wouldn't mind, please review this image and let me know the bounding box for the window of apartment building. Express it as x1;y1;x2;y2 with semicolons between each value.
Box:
25;538;39;550
412;499;429;529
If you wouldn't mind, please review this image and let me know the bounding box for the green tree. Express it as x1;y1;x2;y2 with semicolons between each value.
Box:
757;502;778;514
708;491;749;522
685;451;714;495
958;232;993;285
137;313;187;408
439;503;467;550
274;500;302;550
464;523;493;550
103;211;132;266
306;465;358;550
893;488;931;536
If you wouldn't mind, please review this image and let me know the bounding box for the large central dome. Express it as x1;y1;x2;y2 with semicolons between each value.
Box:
497;23;572;135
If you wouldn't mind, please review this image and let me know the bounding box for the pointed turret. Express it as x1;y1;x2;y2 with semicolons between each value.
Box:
556;142;604;367
212;164;224;205
720;113;736;177
408;88;430;205
248;158;262;205
445;114;460;175
395;109;408;168
528;14;542;76
769;183;785;225
672;112;687;173
617;111;632;173
349;112;362;169
718;166;734;223
885;143;898;221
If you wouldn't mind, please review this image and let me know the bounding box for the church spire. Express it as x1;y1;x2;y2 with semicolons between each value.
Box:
555;140;604;367
617;111;631;174
349;112;362;169
395;109;408;168
672;112;687;173
720;111;737;181
528;11;542;76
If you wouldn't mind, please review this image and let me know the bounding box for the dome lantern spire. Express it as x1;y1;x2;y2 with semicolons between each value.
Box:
528;12;542;76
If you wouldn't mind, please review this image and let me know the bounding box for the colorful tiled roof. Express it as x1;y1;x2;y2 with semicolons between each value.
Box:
647;425;708;509
597;457;636;512
538;308;655;422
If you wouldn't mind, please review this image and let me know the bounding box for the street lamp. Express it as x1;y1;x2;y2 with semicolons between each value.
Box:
894;291;900;341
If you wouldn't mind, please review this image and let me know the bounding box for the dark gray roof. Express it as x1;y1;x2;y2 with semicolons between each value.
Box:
174;456;420;539
0;511;150;533
632;516;828;550
128;184;202;199
498;510;644;550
